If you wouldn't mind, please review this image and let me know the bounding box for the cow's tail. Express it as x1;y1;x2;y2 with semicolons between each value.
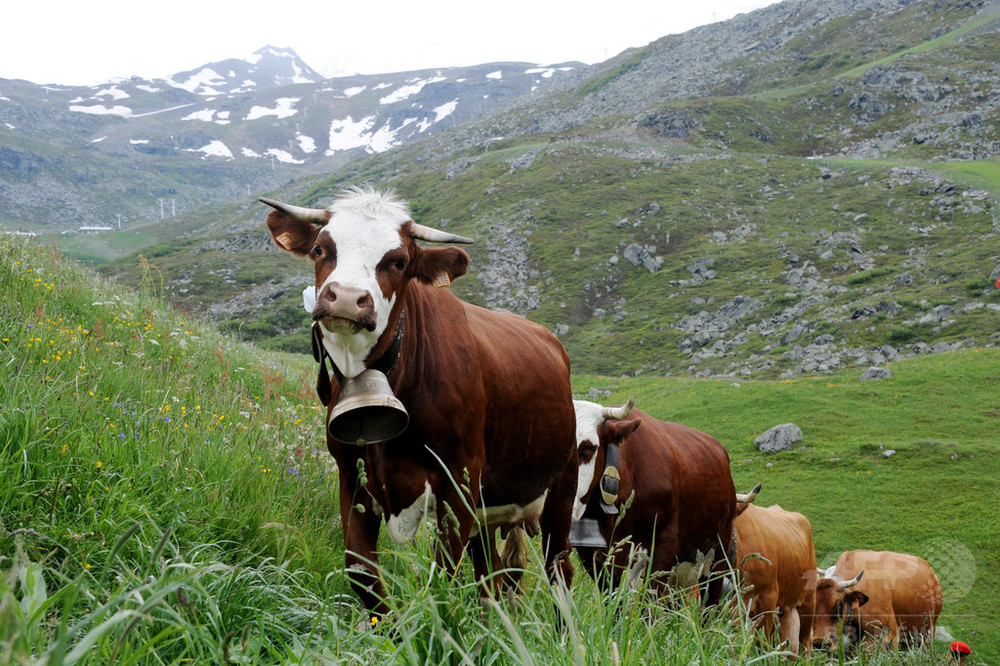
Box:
499;525;530;594
499;525;530;570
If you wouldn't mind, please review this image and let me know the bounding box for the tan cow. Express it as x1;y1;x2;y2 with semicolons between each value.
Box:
732;498;818;654
812;549;943;651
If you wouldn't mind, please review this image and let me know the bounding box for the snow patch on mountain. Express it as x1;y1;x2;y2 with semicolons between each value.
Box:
187;140;233;159
245;97;299;120
296;134;316;153
433;100;458;122
328;115;375;152
229;80;257;94
168;68;227;94
288;62;314;85
379;76;446;104
182;108;232;124
368;121;403;152
265;148;304;164
183;108;216;122
525;65;575;78
70;104;133;117
95;86;129;100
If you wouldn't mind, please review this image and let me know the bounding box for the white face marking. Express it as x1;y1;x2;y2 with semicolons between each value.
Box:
572;400;607;520
319;319;386;378
314;190;411;378
386;481;436;544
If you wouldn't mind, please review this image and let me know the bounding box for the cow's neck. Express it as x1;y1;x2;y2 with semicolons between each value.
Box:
364;308;405;376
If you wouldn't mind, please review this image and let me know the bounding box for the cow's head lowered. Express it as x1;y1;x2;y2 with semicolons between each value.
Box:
262;187;472;382
812;569;867;651
571;398;637;520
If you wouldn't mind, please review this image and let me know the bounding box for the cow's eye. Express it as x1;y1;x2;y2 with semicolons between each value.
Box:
311;245;323;257
394;258;407;271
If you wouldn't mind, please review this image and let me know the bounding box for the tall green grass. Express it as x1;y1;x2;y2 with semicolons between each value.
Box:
1;233;981;663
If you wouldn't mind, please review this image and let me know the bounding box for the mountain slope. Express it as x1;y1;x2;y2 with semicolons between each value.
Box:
0;47;583;232
14;0;1000;379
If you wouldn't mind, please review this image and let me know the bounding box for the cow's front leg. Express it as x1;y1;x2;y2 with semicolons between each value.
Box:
539;459;576;591
649;528;680;598
467;526;502;601
433;484;478;575
337;457;388;623
576;545;613;591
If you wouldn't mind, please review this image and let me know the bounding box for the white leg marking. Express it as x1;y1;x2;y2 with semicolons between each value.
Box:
386;481;435;544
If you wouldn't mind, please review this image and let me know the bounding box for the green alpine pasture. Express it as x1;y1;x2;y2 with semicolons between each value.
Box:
2;233;994;663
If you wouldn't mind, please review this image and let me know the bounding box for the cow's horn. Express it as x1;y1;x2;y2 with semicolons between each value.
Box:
409;222;474;244
736;482;763;504
836;570;864;590
259;197;330;224
602;397;635;421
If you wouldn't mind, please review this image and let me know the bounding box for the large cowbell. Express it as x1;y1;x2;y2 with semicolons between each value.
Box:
328;368;409;446
569;518;608;548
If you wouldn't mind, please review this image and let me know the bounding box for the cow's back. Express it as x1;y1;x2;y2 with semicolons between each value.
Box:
625;415;736;562
736;504;816;611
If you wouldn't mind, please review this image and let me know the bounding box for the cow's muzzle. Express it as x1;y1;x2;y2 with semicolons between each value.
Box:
313;310;377;334
314;283;377;333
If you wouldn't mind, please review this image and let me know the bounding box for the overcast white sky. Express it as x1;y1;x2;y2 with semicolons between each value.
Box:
3;0;779;86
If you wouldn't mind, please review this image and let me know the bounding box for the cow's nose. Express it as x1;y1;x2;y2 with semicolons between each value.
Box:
317;283;375;327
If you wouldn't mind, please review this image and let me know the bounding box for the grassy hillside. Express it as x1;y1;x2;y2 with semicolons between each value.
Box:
95;143;1000;378
3;233;995;663
81;0;1000;380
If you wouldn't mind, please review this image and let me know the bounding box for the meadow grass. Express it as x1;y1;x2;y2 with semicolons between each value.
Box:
573;351;1000;660
1;233;987;663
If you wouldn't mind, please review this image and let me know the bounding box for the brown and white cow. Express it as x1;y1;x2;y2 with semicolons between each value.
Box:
812;549;943;651
731;493;818;653
262;187;578;620
571;398;736;603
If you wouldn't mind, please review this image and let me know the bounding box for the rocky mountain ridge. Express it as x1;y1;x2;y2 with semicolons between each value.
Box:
0;46;584;230
430;0;999;163
8;0;1000;379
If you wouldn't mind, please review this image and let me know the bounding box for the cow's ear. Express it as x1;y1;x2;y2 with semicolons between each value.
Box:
409;246;470;284
602;417;641;445
267;210;322;257
845;591;869;607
